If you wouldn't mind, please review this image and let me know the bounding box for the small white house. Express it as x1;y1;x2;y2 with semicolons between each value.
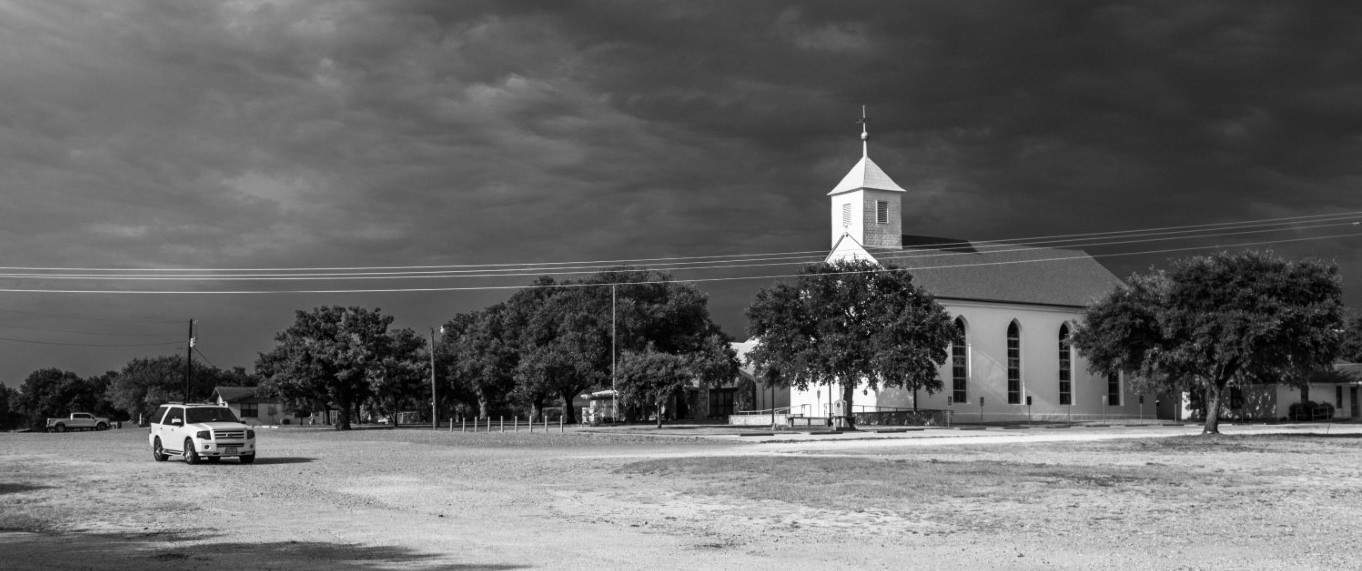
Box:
1163;363;1362;422
211;386;306;426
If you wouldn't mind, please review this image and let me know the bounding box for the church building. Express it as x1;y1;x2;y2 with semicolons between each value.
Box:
786;119;1150;424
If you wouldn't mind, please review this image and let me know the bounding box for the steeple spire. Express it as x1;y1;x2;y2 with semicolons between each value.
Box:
859;104;869;158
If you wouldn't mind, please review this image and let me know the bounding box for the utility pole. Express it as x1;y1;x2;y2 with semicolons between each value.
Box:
430;327;440;430
184;319;194;402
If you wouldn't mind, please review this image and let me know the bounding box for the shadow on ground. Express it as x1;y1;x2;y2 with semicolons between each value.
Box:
0;483;52;495
247;456;315;465
0;531;526;570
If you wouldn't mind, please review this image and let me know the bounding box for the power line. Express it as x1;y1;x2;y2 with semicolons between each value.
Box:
0;323;185;338
193;347;219;370
1;217;1357;282
0;210;1358;273
0;306;183;325
0;336;184;348
0;230;1356;295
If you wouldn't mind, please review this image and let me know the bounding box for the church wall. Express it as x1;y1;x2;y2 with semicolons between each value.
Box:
859;189;902;249
932;299;1147;421
827;189;903;251
786;299;1153;424
830;194;863;250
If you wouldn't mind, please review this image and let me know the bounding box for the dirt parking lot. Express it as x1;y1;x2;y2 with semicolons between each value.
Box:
3;423;1362;569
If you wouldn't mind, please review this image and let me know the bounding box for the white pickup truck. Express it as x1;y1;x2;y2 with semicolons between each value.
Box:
46;412;113;432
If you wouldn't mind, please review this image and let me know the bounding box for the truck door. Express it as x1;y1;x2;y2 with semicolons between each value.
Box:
162;407;185;451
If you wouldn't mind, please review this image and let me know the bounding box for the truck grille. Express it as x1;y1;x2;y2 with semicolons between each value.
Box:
214;430;246;439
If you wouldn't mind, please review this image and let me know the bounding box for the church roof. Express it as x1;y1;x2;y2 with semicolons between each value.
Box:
871;236;1124;307
827;155;906;195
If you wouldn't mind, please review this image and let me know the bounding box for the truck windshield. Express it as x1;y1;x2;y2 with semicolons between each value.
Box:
186;408;240;423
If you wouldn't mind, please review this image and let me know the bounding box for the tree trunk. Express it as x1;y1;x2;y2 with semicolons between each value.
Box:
335;404;351;431
560;392;577;424
530;400;542;422
842;382;857;430
656;398;665;429
477;396;489;420
1203;384;1223;435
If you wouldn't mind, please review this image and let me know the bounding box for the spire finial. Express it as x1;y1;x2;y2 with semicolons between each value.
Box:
858;104;869;158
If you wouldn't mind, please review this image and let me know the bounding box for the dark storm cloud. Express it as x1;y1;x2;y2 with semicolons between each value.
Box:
1;0;1360;383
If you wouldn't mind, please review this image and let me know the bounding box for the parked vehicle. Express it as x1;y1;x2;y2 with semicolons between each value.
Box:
147;403;257;464
46;413;112;432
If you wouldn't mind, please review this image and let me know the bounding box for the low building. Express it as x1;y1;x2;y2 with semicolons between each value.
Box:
1161;363;1362;422
211;386;306;426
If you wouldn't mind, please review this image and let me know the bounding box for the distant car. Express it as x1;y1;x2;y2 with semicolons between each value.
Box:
147;403;256;464
46;412;112;432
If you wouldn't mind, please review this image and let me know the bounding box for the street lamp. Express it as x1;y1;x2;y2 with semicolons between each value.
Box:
430;326;443;430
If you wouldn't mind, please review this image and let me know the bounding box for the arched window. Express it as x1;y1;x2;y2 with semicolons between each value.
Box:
1058;324;1072;405
951;318;967;404
1007;320;1021;404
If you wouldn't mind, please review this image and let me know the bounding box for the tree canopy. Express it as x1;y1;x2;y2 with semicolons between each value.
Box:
616;333;738;428
439;304;518;419
499;270;735;423
0;384;20;429
107;355;255;423
1340;314;1362;363
255;306;425;430
15;368;103;429
745;259;955;429
1073;251;1344;434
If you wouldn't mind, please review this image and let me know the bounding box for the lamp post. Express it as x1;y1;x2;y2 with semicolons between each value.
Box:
430;326;443;430
611;284;617;423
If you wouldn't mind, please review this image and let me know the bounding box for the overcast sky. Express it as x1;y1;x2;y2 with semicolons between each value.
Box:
3;1;1361;387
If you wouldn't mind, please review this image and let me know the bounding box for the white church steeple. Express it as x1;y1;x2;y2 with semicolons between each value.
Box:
829;106;905;250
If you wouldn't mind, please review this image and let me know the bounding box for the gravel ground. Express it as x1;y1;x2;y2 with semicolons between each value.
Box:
2;423;1361;569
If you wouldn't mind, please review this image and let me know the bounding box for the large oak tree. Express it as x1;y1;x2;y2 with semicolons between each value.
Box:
439;304;517;419
745;259;955;430
1073;251;1344;434
501;270;734;424
256;306;425;430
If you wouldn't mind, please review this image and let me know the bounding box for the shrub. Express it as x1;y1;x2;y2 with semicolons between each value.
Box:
1288;400;1335;421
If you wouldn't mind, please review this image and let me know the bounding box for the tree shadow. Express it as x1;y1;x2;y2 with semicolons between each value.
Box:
0;531;528;570
0;483;51;495
1268;432;1362;440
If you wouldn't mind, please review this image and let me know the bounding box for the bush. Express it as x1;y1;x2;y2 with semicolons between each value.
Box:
1288;400;1335;421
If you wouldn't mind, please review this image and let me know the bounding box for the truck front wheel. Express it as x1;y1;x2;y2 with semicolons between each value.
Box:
53;424;65;433
182;439;201;465
152;438;168;462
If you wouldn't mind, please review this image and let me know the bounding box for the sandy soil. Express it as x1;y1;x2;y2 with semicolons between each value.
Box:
2;422;1361;569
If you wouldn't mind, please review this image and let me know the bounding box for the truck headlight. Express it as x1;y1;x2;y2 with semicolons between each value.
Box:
196;430;211;440
246;430;255;439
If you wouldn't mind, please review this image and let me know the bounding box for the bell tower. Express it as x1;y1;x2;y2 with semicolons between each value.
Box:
828;106;905;250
